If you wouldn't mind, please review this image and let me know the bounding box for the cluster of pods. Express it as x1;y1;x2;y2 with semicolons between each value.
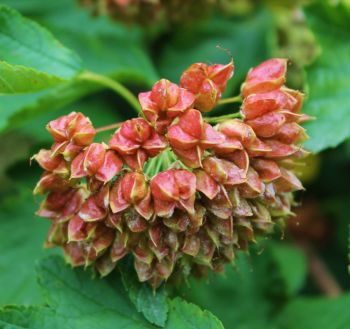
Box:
81;0;218;25
33;58;310;287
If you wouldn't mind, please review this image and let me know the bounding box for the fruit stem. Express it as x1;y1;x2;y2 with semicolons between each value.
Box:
218;95;242;105
95;122;123;133
78;71;141;114
205;112;242;123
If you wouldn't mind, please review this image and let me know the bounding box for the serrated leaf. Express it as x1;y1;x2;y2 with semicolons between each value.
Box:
120;258;169;327
303;4;350;152
275;294;350;329
182;242;307;329
167;298;224;329
0;256;224;329
0;61;65;93
0;5;82;79
0;2;158;133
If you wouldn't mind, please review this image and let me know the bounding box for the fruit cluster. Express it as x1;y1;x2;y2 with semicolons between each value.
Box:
80;0;218;25
33;58;310;288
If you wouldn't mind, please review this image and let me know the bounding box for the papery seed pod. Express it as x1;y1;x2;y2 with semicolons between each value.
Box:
110;172;153;219
34;172;73;195
167;109;224;167
109;118;167;170
47;112;95;160
180;61;234;112
37;187;87;222
32;149;68;176
71;145;123;182
241;89;290;120
138;79;195;134
241;58;287;97
216;119;256;147
151;169;196;217
202;157;246;187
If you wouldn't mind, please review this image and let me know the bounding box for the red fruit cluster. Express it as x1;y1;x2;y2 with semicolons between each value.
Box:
33;59;310;288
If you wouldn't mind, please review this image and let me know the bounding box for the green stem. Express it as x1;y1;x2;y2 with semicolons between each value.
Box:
218;95;242;105
78;71;141;114
205;112;242;123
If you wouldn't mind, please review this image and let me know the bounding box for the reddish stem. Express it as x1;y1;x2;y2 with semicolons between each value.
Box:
96;122;122;133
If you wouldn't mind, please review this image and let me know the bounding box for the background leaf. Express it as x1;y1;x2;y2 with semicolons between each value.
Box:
120;258;169;327
0;1;158;133
0;5;82;79
0;189;54;305
180;242;307;329
157;9;273;99
275;294;350;329
0;61;65;93
304;3;350;152
0;256;224;329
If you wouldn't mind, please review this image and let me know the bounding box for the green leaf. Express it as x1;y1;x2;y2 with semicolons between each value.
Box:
181;242;307;329
0;5;82;79
0;2;158;133
0;189;54;305
167;298;224;329
303;4;350;152
0;61;64;93
0;80;99;132
275;294;350;329
120;258;169;327
0;256;224;329
269;242;307;297
157;9;273;95
3;0;158;81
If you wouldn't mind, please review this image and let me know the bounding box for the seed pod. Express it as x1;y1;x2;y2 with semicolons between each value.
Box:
138;79;195;134
180;61;234;112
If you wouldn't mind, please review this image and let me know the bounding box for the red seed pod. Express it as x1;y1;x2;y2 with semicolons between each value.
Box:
281;87;304;113
79;185;110;222
71;145;123;182
273;168;304;193
180;61;234;112
138;79;195;134
37;188;86;222
245;112;286;138
241;58;287;97
167;109;224;167
251;158;281;183
262;140;299;159
110;172;153;219
46;112;95;159
221;149;250;174
151;169;196;217
32;149;68;176
63;242;86;267
203;188;232;219
194;169;220;200
238;167;265;199
202;157;246;187
216;119;256;148
68;215;98;242
109;118;167;170
241;89;289;120
274;122;308;144
34;172;73;195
